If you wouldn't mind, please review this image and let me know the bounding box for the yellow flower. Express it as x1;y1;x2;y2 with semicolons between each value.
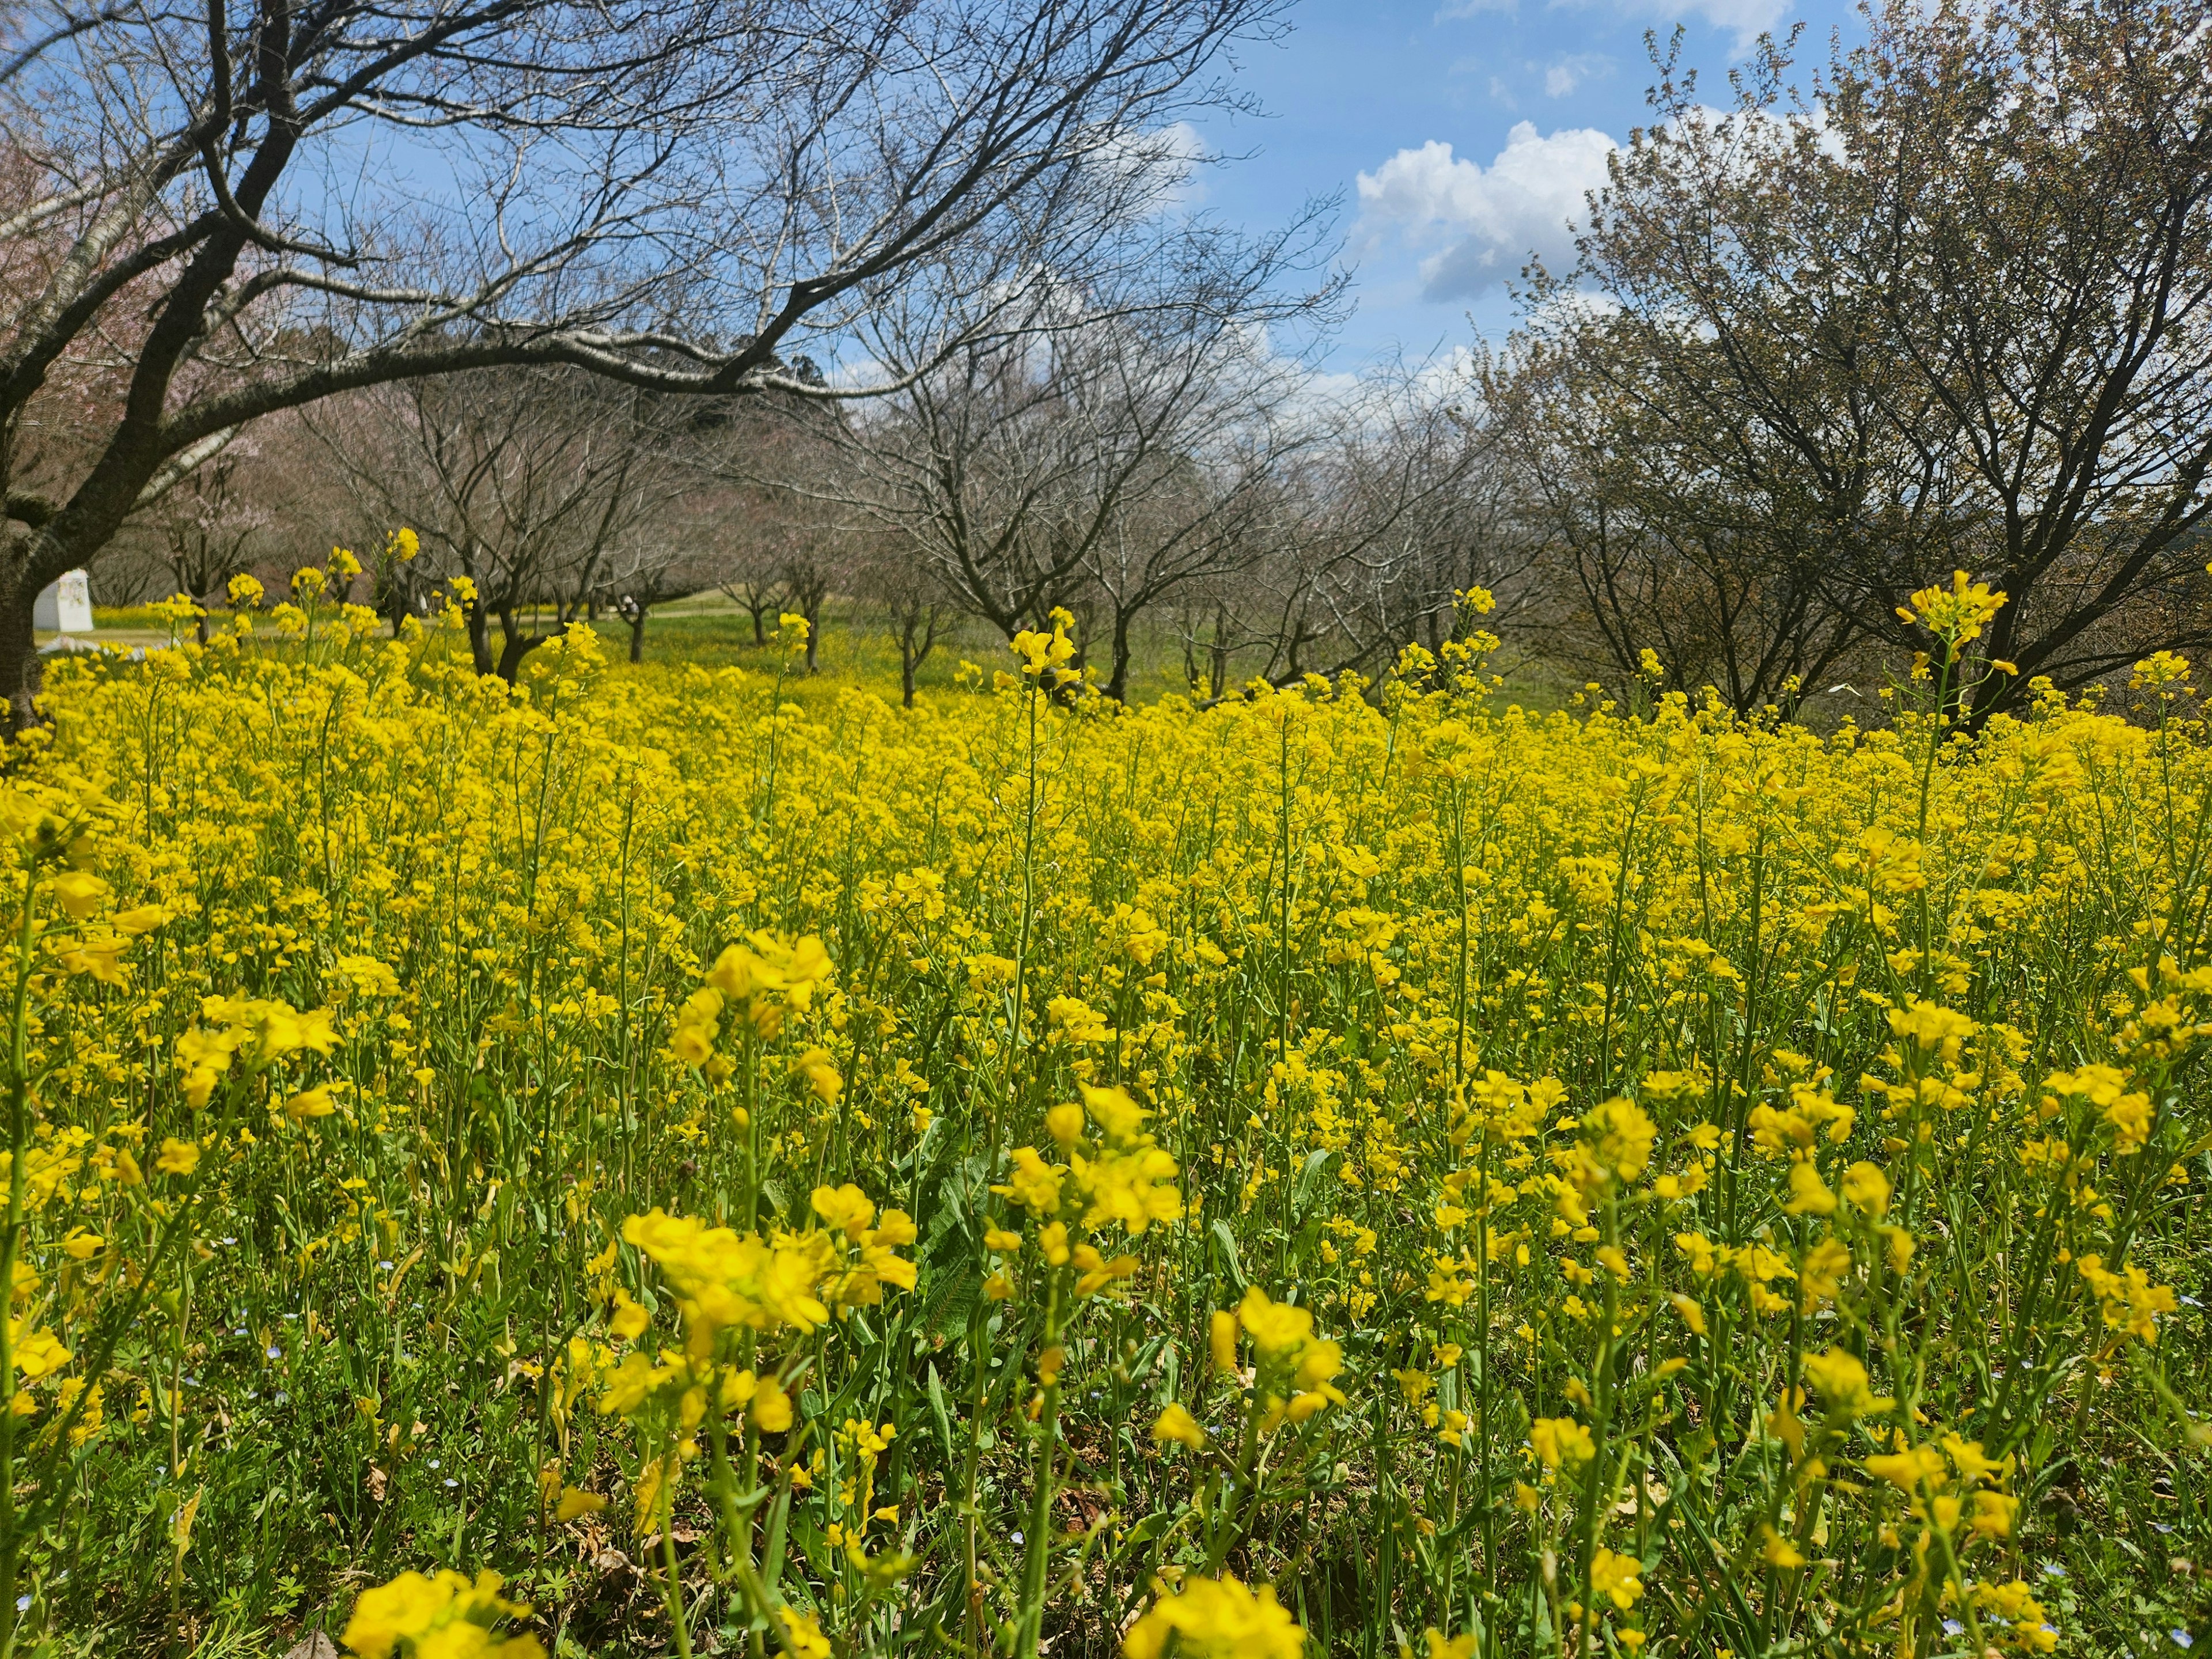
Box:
1530;1417;1593;1472
609;1288;650;1341
1237;1288;1313;1357
1071;1143;1182;1234
1863;1444;1948;1493
1886;1000;1974;1062
341;1568;541;1659
810;1184;875;1236
2075;1254;2177;1344
46;871;108;921
1123;1575;1305;1659
706;931;834;1011
620;1209;835;1338
1668;1293;1707;1336
555;1487;605;1522
1153;1403;1206;1450
1589;1546;1644;1609
991;1147;1064;1218
631;1453;671;1536
595;1352;680;1416
793;1048;842;1105
1801;1349;1890;1419
779;1607;831;1659
58;935;130;984
1210;1310;1239;1373
155;1138;200;1177
10;1321;70;1380
1079;1081;1150;1143
1971;1489;2018;1539
1838;1161;1891;1216
1039;1222;1070;1265
1784;1161;1837;1216
1901;570;2006;659
282;1087;336;1121
749;1375;793;1433
1582;1097;1656;1181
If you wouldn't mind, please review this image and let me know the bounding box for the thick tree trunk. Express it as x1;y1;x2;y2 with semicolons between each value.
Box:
494;612;542;681
0;567;42;732
628;612;646;664
1107;609;1134;703
466;605;496;676
902;631;918;707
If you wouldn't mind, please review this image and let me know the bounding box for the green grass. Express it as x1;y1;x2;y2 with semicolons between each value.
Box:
626;601;1582;714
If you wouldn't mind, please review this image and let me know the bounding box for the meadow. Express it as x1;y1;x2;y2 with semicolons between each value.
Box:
0;570;2206;1659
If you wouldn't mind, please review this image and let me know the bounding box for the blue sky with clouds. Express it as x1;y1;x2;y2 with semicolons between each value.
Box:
1188;0;1862;368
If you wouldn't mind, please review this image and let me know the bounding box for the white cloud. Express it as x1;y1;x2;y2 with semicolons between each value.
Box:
1666;0;1789;46
1544;54;1607;97
1355;123;1617;299
1595;0;1785;52
1094;120;1209;213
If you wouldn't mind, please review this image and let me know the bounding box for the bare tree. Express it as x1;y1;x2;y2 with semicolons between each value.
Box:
599;533;721;663
1488;320;1887;713
311;368;684;677
851;528;959;706
821;212;1340;699
140;436;268;641
1522;2;2212;717
1831;0;2212;716
0;0;1291;724
1217;371;1530;694
681;401;858;664
721;565;788;648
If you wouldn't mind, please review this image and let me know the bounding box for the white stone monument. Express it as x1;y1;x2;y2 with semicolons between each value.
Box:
32;571;93;635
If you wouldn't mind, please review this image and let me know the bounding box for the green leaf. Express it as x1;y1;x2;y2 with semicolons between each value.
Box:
1211;1218;1248;1294
927;1361;956;1458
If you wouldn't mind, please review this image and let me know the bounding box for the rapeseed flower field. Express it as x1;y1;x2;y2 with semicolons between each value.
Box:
0;565;2205;1658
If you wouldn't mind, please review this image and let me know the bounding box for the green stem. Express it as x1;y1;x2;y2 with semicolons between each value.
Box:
0;865;39;1657
1014;1272;1065;1659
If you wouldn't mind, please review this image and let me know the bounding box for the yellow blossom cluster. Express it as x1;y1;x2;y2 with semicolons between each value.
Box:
0;575;2199;1659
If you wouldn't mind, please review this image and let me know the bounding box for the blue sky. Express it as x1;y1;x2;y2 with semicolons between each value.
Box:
1188;0;1863;368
